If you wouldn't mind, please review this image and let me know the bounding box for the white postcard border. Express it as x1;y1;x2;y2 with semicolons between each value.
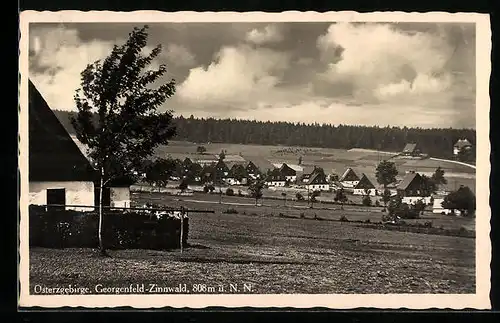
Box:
18;10;492;309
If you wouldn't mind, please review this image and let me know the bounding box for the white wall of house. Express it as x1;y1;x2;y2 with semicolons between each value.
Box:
402;196;432;205
306;184;330;191
432;198;460;215
353;188;378;196
453;147;460;155
110;187;130;208
340;180;359;188
224;178;246;186
29;181;95;211
285;175;296;182
266;181;286;187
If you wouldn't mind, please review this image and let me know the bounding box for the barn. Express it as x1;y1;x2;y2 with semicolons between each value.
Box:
28;80;97;211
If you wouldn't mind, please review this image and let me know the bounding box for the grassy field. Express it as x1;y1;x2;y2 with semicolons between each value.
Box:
154;141;476;193
29;192;475;295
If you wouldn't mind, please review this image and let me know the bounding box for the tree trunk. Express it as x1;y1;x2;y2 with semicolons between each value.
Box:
98;170;106;255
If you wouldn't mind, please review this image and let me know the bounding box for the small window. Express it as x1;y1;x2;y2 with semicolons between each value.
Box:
46;188;65;210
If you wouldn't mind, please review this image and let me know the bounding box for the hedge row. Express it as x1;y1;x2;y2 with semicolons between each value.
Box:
29;206;189;250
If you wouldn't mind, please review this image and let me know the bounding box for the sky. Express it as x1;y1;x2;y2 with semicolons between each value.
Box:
28;22;476;129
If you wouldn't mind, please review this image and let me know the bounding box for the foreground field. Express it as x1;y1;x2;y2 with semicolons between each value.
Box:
30;193;475;294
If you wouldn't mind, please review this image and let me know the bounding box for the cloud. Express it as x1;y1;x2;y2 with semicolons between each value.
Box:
245;25;284;45
163;44;196;67
316;22;458;105
177;44;291;108
29;27;116;110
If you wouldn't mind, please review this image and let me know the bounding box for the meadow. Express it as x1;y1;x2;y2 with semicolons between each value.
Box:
29;140;476;295
29;191;475;294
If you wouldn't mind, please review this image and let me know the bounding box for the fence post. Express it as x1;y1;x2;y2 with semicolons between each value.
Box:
180;206;185;253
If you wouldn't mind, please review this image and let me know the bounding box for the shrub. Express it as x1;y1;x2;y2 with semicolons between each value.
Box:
375;200;381;207
339;215;349;222
299;212;305;219
296;192;304;201
29;207;188;250
203;185;209;193
238;189;243;197
226;188;234;196
364;219;371;223
278;212;285;217
223;208;238;214
362;195;372;206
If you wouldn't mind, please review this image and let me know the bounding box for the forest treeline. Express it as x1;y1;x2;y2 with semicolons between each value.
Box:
53;110;476;160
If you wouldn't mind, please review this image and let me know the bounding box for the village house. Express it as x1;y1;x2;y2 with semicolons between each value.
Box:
28;80;97;211
295;166;316;184
278;163;297;182
265;168;287;187
224;164;248;186
215;159;230;178
305;171;330;191
94;176;134;208
245;161;261;179
401;143;421;157
432;198;460;215
453;139;473;155
397;172;432;205
353;174;378;196
339;167;360;188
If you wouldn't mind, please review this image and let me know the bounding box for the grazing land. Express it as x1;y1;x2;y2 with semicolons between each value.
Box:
30;192;475;294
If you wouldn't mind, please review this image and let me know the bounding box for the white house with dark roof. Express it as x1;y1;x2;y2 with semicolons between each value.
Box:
453;139;473;155
353;174;378;196
265;168;287;187
401;143;421;156
397;172;432;205
339;167;360;188
305;172;330;191
28;80;97;211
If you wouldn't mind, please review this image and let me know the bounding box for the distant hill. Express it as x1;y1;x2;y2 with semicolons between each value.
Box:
52;109;476;161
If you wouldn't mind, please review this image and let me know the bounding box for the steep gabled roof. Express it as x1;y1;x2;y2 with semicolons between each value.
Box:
279;163;297;176
396;172;421;190
245;160;259;173
340;168;359;182
402;143;418;153
28;80;97;182
354;174;375;189
307;172;328;185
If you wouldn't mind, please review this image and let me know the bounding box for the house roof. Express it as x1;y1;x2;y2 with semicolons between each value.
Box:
307;172;328;185
396;172;421;190
28;80;97;182
279;163;297;175
340;168;360;181
402;143;418;153
454;139;472;149
354;174;375;189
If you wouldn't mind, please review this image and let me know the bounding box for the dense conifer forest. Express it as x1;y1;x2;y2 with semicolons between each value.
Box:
53;110;476;161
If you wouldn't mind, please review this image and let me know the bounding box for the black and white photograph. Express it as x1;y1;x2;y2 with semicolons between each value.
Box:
18;11;491;309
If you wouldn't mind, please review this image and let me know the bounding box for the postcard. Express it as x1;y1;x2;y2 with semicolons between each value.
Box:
18;10;491;309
